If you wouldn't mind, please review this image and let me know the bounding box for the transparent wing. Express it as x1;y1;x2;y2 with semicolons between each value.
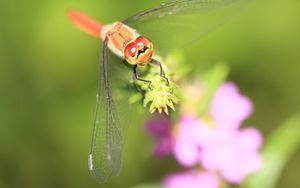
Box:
123;0;247;55
88;40;137;183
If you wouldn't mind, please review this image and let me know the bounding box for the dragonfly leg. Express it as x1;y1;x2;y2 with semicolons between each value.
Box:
133;64;152;89
150;59;169;85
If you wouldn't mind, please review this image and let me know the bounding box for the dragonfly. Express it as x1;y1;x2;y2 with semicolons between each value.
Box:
68;0;244;183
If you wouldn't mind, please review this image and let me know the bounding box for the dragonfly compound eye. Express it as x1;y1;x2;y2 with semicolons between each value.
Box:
135;36;153;65
135;36;152;48
124;42;138;65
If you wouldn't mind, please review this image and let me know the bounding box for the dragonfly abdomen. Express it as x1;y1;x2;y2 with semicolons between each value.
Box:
68;9;103;38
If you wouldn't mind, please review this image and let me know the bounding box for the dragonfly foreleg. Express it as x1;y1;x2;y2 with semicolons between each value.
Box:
133;64;152;89
150;59;169;85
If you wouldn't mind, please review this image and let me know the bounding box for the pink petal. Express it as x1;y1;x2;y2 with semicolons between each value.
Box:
163;171;219;188
152;137;173;157
146;115;171;137
239;127;263;150
200;130;236;171
173;137;200;167
199;127;263;184
211;82;253;130
221;152;261;184
173;116;212;166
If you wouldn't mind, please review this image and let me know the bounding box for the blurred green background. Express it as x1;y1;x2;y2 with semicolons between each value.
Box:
0;0;299;188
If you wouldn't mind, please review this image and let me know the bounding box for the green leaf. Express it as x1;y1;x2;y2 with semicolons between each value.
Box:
199;62;229;113
131;182;162;188
243;113;300;188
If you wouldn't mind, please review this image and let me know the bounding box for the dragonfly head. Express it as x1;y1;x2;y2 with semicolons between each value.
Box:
124;36;153;65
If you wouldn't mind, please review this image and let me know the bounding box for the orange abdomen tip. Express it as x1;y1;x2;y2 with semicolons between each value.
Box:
68;9;102;38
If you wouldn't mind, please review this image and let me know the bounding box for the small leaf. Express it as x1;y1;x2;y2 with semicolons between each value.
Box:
199;62;229;113
128;93;143;104
243;113;300;188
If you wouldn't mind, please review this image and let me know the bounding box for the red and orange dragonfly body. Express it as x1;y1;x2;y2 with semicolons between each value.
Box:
69;10;166;82
68;0;243;183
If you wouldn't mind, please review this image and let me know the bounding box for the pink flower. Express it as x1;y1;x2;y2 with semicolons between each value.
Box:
173;82;263;183
163;170;219;188
146;115;173;157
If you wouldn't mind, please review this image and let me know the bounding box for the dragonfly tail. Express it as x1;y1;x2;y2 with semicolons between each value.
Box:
68;9;103;38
